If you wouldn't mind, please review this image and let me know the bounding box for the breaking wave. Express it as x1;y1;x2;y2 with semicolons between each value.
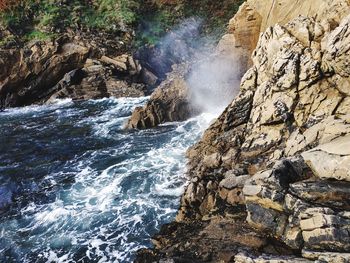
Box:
0;97;213;262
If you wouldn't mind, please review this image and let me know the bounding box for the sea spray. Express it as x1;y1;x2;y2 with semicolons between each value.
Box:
137;17;243;116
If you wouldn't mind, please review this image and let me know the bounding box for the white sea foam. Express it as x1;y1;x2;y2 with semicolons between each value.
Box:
0;98;74;117
0;96;216;263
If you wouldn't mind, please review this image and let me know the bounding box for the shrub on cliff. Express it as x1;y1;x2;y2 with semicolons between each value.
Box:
0;0;244;47
0;0;140;47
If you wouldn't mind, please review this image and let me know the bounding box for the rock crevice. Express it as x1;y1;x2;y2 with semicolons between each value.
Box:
136;1;350;262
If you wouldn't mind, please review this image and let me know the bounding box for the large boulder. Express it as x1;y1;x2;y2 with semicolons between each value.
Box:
125;64;198;129
302;135;350;181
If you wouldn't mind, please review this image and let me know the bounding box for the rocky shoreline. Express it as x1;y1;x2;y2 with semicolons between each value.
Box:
133;0;350;262
0;33;160;108
1;0;350;262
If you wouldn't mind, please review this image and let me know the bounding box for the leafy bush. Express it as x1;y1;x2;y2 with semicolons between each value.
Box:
0;0;141;36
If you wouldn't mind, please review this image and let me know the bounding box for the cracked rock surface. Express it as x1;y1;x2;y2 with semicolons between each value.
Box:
136;1;350;262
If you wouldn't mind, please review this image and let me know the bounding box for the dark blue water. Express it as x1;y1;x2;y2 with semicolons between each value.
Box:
0;97;212;262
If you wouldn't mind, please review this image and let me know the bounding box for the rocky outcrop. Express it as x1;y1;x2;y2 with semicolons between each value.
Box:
0;39;89;107
220;0;350;70
137;2;350;262
46;54;148;102
125;64;197;129
128;0;350;131
125;51;242;130
0;37;152;108
302;135;350;181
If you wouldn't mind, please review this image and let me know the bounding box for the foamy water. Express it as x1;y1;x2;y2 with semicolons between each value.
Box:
0;97;213;262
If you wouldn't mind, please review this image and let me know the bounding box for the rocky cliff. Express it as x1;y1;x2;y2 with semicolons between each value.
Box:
0;35;155;108
128;0;350;130
136;0;350;262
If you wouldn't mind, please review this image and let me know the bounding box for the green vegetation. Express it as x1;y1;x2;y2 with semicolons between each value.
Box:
0;0;140;38
24;29;54;41
135;0;245;46
0;0;244;47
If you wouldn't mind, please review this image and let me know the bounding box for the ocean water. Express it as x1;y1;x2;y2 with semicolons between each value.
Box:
0;97;213;263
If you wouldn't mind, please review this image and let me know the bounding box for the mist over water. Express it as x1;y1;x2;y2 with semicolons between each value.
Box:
187;54;241;114
0;97;212;262
142;16;242;115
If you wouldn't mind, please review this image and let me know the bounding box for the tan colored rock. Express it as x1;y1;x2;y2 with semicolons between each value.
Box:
300;208;350;251
0;40;89;107
302;250;350;262
220;174;250;190
235;253;313;263
322;14;350;77
302;135;350;181
100;55;128;71
300;214;342;231
145;2;350;262
224;0;350;69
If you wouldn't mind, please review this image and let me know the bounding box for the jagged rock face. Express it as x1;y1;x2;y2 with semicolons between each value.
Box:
220;0;350;70
46;55;148;102
138;9;350;263
126;53;243;129
0;39;150;108
182;14;350;201
125;64;199;129
128;0;350;132
0;40;90;107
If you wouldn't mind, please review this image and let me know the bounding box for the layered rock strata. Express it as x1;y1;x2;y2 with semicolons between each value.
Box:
0;37;153;108
128;0;350;131
136;1;350;262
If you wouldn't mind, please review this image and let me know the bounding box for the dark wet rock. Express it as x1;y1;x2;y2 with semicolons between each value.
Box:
0;38;150;108
125;64;199;129
290;181;350;210
135;217;296;263
47;56;147;102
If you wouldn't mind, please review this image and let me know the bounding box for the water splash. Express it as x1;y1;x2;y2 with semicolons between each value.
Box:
0;97;212;262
